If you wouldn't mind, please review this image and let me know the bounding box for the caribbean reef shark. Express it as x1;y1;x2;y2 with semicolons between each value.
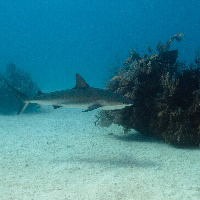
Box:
4;73;133;114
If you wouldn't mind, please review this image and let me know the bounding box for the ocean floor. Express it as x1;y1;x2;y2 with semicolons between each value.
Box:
0;107;199;200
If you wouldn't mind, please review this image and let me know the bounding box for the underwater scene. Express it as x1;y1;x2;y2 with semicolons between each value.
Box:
0;0;200;199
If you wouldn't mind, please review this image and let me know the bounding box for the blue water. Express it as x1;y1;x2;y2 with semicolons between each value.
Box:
0;0;200;90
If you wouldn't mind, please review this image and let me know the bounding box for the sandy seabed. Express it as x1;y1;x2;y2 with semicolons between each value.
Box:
0;107;199;200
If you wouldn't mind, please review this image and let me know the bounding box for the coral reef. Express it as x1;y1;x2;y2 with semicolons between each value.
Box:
98;34;200;147
0;63;40;114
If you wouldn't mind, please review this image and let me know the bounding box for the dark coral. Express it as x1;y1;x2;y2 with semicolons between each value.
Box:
98;35;200;147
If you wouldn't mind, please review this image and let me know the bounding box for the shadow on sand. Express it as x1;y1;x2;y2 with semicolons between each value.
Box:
51;155;162;169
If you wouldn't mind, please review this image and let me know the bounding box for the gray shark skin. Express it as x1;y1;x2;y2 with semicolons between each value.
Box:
4;73;133;114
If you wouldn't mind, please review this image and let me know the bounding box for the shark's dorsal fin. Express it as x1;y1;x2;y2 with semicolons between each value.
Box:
73;73;90;89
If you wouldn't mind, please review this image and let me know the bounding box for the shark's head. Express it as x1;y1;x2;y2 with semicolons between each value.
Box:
98;90;134;110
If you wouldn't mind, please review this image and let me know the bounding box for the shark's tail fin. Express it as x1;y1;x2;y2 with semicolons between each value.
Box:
4;79;30;114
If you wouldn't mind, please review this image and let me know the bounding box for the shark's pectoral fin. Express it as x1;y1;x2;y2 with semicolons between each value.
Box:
83;104;102;112
53;105;62;109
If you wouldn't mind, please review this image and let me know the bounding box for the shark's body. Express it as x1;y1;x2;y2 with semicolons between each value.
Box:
5;73;133;114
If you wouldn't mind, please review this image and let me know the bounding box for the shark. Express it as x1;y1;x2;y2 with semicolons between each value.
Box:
4;73;133;114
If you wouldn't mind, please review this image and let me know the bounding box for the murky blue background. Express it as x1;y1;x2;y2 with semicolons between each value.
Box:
0;0;200;90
